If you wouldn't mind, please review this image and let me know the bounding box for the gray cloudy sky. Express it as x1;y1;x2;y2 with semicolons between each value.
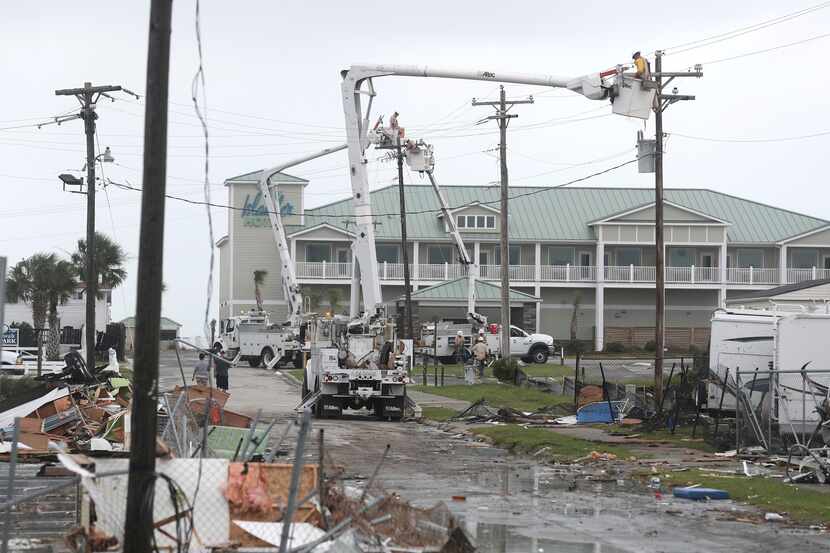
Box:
2;1;829;337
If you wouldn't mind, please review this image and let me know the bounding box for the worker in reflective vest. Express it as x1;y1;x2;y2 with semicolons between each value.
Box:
632;51;650;80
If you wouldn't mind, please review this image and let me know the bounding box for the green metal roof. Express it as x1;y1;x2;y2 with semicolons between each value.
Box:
405;277;540;303
303;186;827;244
120;316;182;330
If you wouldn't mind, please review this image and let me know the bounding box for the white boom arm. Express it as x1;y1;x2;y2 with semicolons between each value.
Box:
257;144;348;326
341;64;616;317
424;170;484;325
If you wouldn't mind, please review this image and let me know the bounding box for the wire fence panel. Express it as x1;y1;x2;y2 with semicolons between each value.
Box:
0;463;79;551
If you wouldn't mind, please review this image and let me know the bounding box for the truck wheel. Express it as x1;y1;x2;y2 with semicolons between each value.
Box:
530;346;549;364
261;348;275;367
248;357;262;368
292;351;303;369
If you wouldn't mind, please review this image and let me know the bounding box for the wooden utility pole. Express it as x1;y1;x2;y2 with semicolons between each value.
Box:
473;86;533;358
396;136;413;339
55;82;123;372
654;51;665;408
122;0;173;551
651;50;702;410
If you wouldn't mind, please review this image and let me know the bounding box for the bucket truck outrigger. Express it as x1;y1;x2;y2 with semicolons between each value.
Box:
300;62;655;419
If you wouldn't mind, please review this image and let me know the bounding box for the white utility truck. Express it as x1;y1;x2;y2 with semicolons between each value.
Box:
216;310;303;368
427;321;554;364
707;308;830;435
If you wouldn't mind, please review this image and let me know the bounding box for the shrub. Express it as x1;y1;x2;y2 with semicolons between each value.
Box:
643;340;657;352
9;321;35;347
604;342;625;353
492;358;519;383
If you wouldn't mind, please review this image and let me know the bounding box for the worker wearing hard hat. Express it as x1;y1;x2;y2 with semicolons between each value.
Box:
471;336;490;381
454;330;465;365
632;51;651;80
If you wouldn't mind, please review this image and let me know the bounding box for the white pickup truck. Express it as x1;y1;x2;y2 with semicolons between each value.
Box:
428;322;554;364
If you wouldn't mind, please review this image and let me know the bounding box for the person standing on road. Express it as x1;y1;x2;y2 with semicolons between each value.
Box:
454;331;465;366
192;353;209;386
471;337;489;381
214;348;230;391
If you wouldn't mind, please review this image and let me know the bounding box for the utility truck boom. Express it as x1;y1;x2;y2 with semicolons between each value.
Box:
340;63;653;318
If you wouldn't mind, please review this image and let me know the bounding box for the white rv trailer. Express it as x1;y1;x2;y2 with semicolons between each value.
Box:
708;308;830;434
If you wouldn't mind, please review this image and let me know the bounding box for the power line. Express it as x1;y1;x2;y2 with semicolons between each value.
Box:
700;31;830;65
664;0;830;55
105;157;640;220
671;129;830;143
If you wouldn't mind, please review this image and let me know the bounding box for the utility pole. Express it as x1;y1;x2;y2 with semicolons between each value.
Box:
123;0;172;551
650;51;702;410
396;136;413;339
473;86;533;359
55;82;130;372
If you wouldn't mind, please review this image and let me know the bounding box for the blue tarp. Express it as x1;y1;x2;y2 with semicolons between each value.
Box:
576;401;625;423
673;487;730;500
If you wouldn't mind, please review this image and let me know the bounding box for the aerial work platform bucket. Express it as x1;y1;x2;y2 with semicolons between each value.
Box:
611;75;656;120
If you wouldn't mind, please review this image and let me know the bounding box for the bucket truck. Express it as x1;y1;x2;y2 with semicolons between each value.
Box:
217;145;347;369
301;62;654;418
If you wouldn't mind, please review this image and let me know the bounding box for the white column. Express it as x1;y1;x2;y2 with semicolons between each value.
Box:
720;239;728;307
291;239;297;266
596;241;605;283
474;241;481;277
595;285;604;352
534;284;541;334
779;245;788;284
534;242;542;283
412;240;420;282
595;239;605;351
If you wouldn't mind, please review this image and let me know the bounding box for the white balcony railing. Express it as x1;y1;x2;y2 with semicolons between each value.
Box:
479;265;535;281
296;261;352;279
787;267;830;283
418;263;464;280
376;262;413;280
293;260;830;287
727;267;778;285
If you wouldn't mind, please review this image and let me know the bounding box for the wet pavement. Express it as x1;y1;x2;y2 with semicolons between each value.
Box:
159;351;830;552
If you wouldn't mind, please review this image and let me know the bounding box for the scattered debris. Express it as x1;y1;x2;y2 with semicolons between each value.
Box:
764;512;785;522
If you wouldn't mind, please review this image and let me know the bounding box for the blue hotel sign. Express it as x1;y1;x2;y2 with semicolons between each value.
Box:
241;191;295;227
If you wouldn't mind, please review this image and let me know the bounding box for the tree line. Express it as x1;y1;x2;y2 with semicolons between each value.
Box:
4;232;127;360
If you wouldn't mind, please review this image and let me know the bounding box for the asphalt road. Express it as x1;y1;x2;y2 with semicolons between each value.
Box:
158;351;830;553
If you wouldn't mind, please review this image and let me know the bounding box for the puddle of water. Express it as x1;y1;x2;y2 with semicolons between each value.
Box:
470;522;632;553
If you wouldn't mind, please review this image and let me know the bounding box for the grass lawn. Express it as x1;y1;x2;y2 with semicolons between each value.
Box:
608;424;716;453
659;469;830;524
415;363;572;380
473;424;636;462
421;406;458;422
410;383;571;412
284;368;304;382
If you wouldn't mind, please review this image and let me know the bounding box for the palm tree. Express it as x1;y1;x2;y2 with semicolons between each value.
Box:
71;232;127;298
45;260;77;360
6;254;77;361
253;270;268;312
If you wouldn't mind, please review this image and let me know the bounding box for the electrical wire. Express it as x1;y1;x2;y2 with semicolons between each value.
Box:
670;129;830;143
105;157;640;220
663;1;830;55
699;31;830;65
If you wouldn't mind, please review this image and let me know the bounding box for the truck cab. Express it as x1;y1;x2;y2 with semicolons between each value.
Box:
508;325;555;364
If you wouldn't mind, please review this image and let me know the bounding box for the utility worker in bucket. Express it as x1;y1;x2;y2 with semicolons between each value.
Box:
632;51;650;80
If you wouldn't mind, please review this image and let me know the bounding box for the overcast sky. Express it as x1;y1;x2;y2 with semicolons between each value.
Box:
2;1;829;337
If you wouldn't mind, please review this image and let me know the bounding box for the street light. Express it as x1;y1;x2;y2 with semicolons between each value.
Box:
57;145;115;371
